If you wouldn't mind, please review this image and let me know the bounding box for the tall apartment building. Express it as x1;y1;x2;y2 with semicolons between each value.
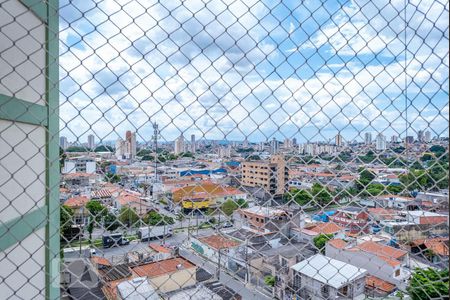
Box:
391;135;398;143
335;133;343;147
271;138;279;154
174;134;185;154
376;133;387;151
364;132;372;145
424;131;431;143
417;130;424;143
241;155;288;195
60;136;68;150
115;131;137;160
88;134;95;149
190;134;196;153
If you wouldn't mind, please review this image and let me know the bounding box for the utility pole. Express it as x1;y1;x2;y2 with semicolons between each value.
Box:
152;122;159;201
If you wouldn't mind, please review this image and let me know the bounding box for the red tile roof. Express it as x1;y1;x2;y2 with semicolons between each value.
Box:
91;256;111;266
308;222;342;235
149;243;171;254
64;196;89;208
366;276;396;293
131;257;195;278
198;235;241;250
328;239;348;249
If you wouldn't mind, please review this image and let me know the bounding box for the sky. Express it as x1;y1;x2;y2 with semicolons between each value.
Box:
58;0;449;145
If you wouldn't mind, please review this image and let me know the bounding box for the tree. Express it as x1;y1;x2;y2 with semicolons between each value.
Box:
104;213;121;232
285;189;313;206
119;207;140;227
221;199;238;216
86;201;107;242
311;183;333;206
105;172;121;183
407;268;448;300
94;145;113;152
313;234;333;253
387;185;403;194
144;211;175;226
237;198;249;208
264;275;275;287
60;205;74;237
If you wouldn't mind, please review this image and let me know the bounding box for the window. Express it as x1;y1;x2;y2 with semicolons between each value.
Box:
395;269;401;277
321;285;330;298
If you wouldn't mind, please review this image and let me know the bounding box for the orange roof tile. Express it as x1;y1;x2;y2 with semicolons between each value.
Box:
328;239;348;249
64;196;89;208
357;241;407;260
308;222;342;235
366;276;396;293
131;257;195;278
198;235;241;250
149;243;171;254
91;256;111;266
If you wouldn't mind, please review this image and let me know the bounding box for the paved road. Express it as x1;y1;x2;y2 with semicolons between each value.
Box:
179;248;271;300
92;228;215;259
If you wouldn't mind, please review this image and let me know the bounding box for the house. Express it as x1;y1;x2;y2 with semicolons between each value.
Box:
380;220;449;243
246;242;316;300
328;207;370;234
116;277;160;300
290;254;367;300
190;234;241;269
365;275;396;297
113;190;151;216
291;222;345;243
368;208;398;221
171;182;247;212
376;195;415;209
326;240;408;286
64;196;90;224
410;238;449;266
406;210;448;225
237;206;295;235
130;257;197;293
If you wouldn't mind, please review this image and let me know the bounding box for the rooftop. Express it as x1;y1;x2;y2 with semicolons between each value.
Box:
117;277;160;300
64;196;89;208
307;222;342;235
198;234;241;250
291;254;367;289
365;276;396;293
131;257;196;278
239;206;286;217
328;239;348;249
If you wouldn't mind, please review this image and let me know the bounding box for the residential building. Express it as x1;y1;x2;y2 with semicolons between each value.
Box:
270;137;279;154
290;254;368;300
130;257;197;293
292;222;345;243
116;277;159;300
406;210;448;225
62;156;96;174
190;134;196;153
115;138;126;159
335;133;343;147
171;182;247;212
391;135;398;143
241;155;288;195
375;133;386;151
405;136;414;144
174;134;185;155
190;234;241;268
380;220;449;243
364;132;372;145
64;196;90;224
424;130;431;143
326;240;408;286
88;134;95;150
329;207;370;234
60;136;68;150
418;130;424;143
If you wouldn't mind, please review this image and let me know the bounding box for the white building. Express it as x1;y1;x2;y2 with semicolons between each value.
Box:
424;131;431;143
290;254;367;300
115;138;126;159
60;136;68;150
174;134;185;155
375;133;386;151
335;133;343;147
364;132;372;145
62;156;96;174
87;134;95;149
116;277;159;300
